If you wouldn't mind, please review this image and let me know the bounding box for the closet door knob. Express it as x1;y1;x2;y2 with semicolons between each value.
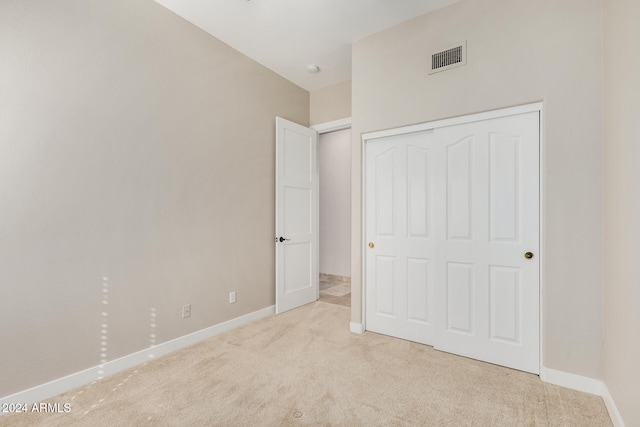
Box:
524;252;534;259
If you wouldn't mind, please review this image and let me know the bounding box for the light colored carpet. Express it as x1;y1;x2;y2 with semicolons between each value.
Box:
2;302;612;426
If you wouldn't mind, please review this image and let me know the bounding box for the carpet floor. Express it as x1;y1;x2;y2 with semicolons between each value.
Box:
1;302;612;426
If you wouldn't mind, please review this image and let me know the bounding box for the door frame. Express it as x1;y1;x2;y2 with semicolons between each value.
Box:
311;117;351;134
360;102;544;371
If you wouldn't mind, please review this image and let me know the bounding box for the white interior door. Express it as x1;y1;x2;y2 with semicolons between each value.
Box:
433;112;539;374
275;117;319;314
364;110;540;374
365;130;437;345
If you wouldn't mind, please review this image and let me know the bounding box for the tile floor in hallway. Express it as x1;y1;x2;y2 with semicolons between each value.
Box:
319;276;350;307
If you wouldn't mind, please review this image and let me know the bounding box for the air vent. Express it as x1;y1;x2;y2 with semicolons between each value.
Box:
429;41;466;74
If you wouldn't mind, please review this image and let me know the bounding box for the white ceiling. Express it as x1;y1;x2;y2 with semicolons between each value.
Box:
154;0;457;92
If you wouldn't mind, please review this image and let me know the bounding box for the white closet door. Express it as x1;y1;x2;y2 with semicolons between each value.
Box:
365;130;436;345
433;112;539;374
364;111;540;374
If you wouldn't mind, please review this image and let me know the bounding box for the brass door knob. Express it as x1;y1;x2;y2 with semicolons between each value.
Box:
368;242;375;249
524;252;534;259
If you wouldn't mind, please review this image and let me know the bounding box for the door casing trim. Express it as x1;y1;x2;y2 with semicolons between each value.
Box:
311;118;352;134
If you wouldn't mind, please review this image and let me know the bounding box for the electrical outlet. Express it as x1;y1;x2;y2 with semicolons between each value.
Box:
229;291;236;304
182;304;191;318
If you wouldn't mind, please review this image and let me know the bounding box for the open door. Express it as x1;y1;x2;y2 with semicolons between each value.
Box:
275;117;319;313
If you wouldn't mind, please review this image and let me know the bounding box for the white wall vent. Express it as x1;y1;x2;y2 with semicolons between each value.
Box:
429;41;466;74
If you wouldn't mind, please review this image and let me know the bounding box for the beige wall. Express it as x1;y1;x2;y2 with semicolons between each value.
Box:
0;0;308;397
603;0;640;425
310;80;352;125
352;0;604;379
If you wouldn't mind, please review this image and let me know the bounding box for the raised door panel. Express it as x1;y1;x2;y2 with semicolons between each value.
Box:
446;136;474;240
407;258;430;324
489;133;520;242
283;243;312;294
284;187;311;235
375;256;395;317
446;262;474;334
375;148;396;236
407;145;430;239
283;129;312;182
489;266;521;344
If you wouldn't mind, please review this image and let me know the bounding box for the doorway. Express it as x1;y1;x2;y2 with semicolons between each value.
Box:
317;127;351;307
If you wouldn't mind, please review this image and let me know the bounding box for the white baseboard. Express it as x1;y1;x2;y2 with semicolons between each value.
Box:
349;322;364;334
0;305;275;406
539;366;603;395
601;384;626;427
540;367;625;426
